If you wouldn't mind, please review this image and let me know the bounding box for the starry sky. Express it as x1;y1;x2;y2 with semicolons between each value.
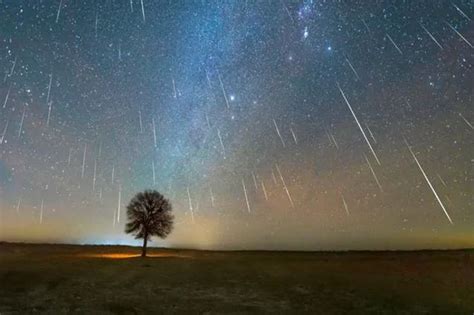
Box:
0;0;472;250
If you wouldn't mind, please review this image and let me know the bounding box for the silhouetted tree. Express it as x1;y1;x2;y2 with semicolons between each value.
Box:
125;190;174;257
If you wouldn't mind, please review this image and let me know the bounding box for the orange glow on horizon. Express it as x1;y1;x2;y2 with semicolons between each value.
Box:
78;252;192;259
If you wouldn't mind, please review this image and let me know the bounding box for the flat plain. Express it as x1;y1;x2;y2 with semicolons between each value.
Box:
0;243;473;314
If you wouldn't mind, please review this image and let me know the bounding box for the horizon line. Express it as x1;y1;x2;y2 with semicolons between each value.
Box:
1;241;472;253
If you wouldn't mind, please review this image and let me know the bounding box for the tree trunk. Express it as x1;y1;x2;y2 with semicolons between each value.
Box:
141;236;148;257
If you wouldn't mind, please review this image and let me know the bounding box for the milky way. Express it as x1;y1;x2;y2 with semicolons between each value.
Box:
0;1;472;250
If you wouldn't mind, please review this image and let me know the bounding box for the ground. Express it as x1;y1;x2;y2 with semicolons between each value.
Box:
0;243;473;314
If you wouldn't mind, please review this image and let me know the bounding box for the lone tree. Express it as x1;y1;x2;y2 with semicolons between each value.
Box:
125;190;174;257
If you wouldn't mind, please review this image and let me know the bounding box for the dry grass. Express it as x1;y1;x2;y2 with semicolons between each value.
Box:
0;243;473;314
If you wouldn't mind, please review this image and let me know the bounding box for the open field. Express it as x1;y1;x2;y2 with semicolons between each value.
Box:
0;243;473;314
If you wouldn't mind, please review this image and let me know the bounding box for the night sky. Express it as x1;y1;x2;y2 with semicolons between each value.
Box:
0;0;472;250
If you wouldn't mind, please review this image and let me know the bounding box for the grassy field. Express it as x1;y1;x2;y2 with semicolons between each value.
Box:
0;243;473;314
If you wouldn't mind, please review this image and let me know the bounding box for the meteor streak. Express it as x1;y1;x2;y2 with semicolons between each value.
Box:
39;200;44;224
16;198;21;213
187;187;195;223
363;154;383;193
290;127;298;144
386;33;403;54
345;56;360;80
217;128;226;158
46;73;53;105
273;119;286;147
55;0;63;23
337;83;381;165
92;159;97;191
242;178;251;213
261;180;268;201
445;21;473;48
458;112;473;129
419;23;443;50
3;84;11;109
152;117;157;148
341;194;350;216
117;185;122;223
404;139;453;224
140;0;146;22
210;187;215;207
275;164;295;208
452;2;471;21
217;71;230;109
18;107;26;138
81;144;87;178
0;121;8;144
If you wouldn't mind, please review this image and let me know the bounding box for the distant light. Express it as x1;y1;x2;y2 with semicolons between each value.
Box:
303;27;309;39
230;95;235;101
327;46;332;51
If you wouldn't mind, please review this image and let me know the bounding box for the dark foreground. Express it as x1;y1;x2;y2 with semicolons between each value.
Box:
0;243;473;314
